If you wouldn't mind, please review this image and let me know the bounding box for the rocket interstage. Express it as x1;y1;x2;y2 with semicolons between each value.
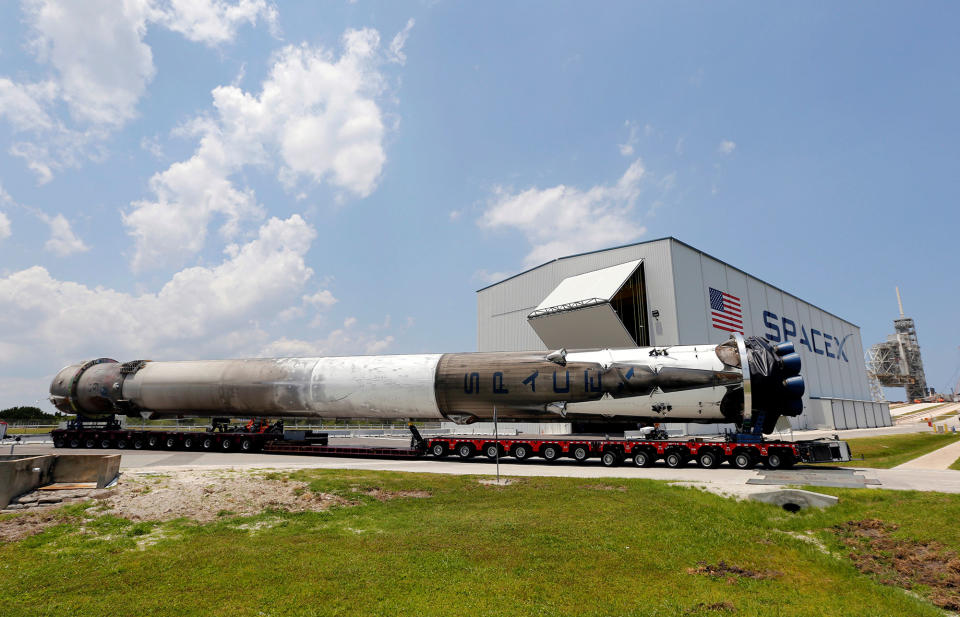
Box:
49;334;804;434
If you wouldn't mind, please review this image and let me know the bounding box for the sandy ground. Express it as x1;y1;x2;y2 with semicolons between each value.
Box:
0;469;430;542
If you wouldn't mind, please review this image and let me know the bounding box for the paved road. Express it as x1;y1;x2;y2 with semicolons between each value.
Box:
14;440;960;498
895;437;960;470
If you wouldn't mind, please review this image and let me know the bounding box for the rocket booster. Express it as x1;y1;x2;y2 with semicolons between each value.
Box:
49;334;805;433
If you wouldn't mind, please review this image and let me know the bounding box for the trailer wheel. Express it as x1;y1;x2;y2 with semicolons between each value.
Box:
183;436;195;450
201;437;214;451
664;450;686;468
431;443;447;458
483;443;500;459
765;451;793;470
99;438;112;449
732;451;756;470
512;444;531;460
53;437;65;448
239;438;254;452
697;450;720;469
632;449;653;468
147;435;160;449
84;438;96;449
69;437;80;448
220;438;233;451
133;438;144;449
116;439;128;449
456;443;475;459
164;436;178;449
541;444;561;462
601;450;621;467
571;445;590;463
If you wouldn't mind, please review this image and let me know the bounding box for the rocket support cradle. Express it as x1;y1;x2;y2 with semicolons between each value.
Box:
50;334;805;434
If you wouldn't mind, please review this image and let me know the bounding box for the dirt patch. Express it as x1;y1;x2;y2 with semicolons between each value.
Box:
686;601;737;614
687;561;782;583
350;487;431;502
583;484;628;492
2;470;434;541
0;509;76;543
834;518;960;610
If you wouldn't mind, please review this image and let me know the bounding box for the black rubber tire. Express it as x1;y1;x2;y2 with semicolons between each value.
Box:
765;452;784;470
202;437;214;451
697;450;719;469
220;438;233;451
633;450;653;468
116;439;128;449
100;438;112;449
183;436;195;450
541;444;561;462
431;443;447;458
165;436;177;449
732;452;756;469
133;439;144;450
84;438;96;449
664;451;686;468
484;444;500;459
69;437;80;448
456;443;474;459
571;445;590;462
239;438;254;452
512;444;531;460
601;451;621;467
54;437;66;448
147;435;160;449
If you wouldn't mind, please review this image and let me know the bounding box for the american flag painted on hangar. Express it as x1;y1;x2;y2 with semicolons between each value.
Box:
709;287;743;334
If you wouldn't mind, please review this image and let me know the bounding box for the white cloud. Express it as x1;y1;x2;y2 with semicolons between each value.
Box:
24;0;155;127
0;215;317;371
0;211;10;241
387;18;415;65
0;78;57;132
259;315;395;357
0;0;276;182
479;159;649;267
618;120;638;156
40;213;88;256
718;140;736;155
150;0;278;46
124;28;394;270
304;289;338;308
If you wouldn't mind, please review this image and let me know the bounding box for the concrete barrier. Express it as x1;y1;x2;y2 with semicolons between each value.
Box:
749;489;839;511
0;455;56;509
51;455;121;488
0;454;120;508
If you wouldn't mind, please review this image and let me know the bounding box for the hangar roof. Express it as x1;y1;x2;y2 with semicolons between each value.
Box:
477;236;857;328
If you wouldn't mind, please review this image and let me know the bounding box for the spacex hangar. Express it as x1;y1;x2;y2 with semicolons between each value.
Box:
477;237;891;432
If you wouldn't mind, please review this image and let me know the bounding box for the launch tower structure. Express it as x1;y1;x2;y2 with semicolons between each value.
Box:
866;288;928;401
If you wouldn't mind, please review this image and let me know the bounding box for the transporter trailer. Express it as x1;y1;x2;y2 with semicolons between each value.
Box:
51;420;850;469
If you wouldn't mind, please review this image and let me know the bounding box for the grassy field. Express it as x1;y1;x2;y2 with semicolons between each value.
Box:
4;470;960;616
836;431;960;468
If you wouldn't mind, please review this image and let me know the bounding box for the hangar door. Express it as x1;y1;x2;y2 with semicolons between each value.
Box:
527;260;650;349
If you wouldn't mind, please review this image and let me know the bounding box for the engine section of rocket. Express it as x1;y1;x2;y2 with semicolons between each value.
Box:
49;334;805;434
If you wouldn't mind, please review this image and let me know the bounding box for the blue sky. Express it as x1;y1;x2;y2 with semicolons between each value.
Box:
0;1;957;411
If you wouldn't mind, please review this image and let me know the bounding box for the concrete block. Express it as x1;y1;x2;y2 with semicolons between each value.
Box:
749;489;839;511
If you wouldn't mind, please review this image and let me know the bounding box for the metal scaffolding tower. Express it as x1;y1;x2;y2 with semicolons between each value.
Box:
866;287;929;401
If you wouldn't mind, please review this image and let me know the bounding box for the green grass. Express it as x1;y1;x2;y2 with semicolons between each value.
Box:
836;431;960;468
3;470;960;616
